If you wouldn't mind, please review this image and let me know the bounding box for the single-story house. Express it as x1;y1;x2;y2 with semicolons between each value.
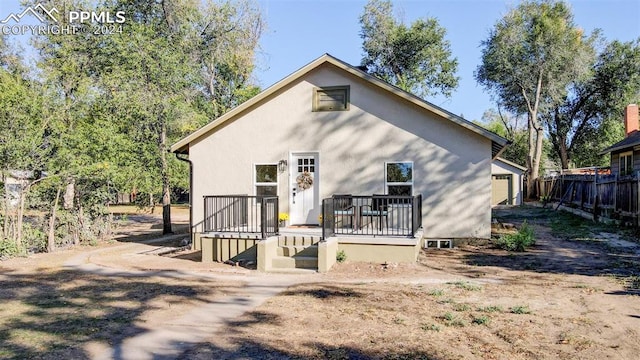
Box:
491;158;526;206
171;53;508;271
601;104;640;176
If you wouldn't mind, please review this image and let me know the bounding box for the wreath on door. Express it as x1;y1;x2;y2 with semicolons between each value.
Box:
296;171;314;190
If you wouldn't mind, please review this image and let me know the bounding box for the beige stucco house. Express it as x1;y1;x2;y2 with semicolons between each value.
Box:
491;158;526;206
171;54;508;270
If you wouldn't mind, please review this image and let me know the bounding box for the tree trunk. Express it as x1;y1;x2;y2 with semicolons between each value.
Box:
160;122;172;234
63;180;75;210
47;187;62;252
1;172;7;239
531;124;544;198
75;205;83;246
16;183;28;248
558;140;570;170
526;114;536;198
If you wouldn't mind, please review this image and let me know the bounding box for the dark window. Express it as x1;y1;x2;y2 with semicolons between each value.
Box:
385;162;413;195
255;164;277;196
619;152;633;175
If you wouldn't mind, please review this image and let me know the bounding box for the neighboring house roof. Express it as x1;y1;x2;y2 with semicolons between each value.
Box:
493;157;527;173
600;131;640;155
171;53;509;157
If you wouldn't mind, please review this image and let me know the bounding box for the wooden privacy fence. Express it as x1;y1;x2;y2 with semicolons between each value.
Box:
539;174;640;225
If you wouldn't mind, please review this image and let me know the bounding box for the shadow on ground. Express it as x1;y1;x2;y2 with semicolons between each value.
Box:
179;309;442;359
446;206;640;282
0;268;235;359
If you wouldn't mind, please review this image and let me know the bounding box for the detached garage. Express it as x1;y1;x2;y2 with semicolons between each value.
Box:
491;158;526;206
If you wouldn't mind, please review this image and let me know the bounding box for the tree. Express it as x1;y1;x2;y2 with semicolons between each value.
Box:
359;0;459;98
476;0;595;197
477;108;553;170
0;40;47;248
197;0;265;119
3;0;265;256
544;39;640;168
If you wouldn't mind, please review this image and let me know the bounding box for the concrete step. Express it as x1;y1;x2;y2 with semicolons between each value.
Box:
277;236;319;247
277;245;318;257
271;256;318;270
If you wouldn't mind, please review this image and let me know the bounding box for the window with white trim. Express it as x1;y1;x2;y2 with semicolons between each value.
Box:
313;86;350;111
385;162;413;196
255;164;278;196
619;151;633;176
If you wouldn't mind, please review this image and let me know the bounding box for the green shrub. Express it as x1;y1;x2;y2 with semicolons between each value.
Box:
22;223;47;253
494;221;535;251
336;249;347;263
472;315;490;325
0;239;24;259
510;305;532;314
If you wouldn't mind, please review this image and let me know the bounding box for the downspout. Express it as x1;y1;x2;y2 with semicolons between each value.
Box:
175;153;193;243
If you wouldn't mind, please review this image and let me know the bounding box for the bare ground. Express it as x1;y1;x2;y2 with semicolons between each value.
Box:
1;206;640;359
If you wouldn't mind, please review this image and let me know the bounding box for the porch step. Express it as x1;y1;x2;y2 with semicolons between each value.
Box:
277;236;319;247
277;245;318;257
271;256;318;270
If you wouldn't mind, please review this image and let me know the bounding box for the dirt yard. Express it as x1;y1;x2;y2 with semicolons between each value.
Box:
1;205;639;359
183;206;640;359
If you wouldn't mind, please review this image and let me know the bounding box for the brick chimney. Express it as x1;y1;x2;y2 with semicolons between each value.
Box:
624;104;639;137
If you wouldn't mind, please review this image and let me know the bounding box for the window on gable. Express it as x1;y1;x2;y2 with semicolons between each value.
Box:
255;164;278;196
313;86;350;111
385;162;413;196
619;151;633;176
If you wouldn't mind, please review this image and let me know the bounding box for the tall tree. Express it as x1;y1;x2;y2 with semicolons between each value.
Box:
476;0;594;197
544;39;640;168
359;0;459;98
197;0;264;119
0;37;46;247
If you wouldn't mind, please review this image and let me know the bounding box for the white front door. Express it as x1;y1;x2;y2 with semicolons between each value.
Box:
290;152;319;225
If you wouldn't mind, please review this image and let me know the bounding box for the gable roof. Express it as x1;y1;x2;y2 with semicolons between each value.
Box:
493;157;527;173
171;53;509;157
600;131;640;155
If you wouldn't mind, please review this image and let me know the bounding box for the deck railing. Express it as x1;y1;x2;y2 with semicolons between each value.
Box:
203;195;279;238
322;194;422;239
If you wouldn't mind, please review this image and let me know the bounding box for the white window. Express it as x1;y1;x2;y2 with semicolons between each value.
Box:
313;86;350;111
619;152;634;176
255;164;278;196
385;162;413;196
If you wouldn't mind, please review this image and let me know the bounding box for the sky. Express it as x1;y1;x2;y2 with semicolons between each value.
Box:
254;0;640;122
2;0;639;123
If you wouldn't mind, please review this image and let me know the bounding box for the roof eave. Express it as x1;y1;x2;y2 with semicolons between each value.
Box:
494;156;527;172
170;53;510;153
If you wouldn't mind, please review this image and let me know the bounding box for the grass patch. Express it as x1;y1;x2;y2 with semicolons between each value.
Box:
453;303;471;312
447;281;482;291
477;305;503;313
427;289;444;296
510;305;532;314
472;315;490;325
421;323;441;332
558;333;594;350
441;312;466;327
336;250;347;263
